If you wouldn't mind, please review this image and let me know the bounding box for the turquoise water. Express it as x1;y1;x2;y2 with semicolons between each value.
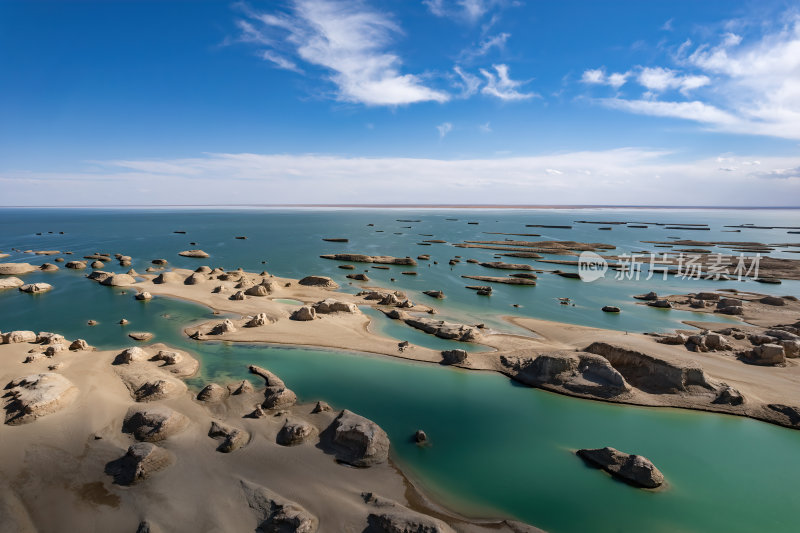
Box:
2;208;800;532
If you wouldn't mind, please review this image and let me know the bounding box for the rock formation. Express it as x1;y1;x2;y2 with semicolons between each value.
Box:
322;409;390;467
249;365;297;409
105;443;173;485
298;275;339;289
240;480;319;533
576;447;664;488
208;421;249;453
3;373;78;425
19;283;52;294
178;249;210;258
122;405;189;442
0;263;36;275
276;417;318;446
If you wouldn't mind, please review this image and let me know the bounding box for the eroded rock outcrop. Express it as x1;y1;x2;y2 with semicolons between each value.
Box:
312;298;359;314
584;342;719;395
197;383;228;402
153;271;182;284
209;421;249;453
179;249;209;258
297;275;339;289
276;417;318;446
502;351;630;398
0;263;36;275
321;409;389;467
0;276;25;290
362;492;455;533
123;405;189;442
3;373;78;425
105;443;173;485
241;480;319;533
320;253;417;266
19;283;52;294
291;306;317;321
576;447;664;489
249;365;297;409
404;317;481;342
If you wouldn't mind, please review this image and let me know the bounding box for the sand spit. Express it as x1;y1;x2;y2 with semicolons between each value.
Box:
0;335;542;533
126;266;800;432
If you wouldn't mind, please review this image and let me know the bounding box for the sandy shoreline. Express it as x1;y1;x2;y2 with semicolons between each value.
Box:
131;267;800;432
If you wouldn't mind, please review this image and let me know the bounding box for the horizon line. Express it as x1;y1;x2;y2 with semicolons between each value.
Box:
0;203;799;210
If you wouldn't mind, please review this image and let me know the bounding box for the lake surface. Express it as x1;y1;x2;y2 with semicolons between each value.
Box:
1;208;799;532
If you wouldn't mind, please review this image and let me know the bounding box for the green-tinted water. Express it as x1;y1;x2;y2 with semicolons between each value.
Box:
2;208;800;532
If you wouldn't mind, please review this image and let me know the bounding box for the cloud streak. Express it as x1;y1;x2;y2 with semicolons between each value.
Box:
2;150;797;206
234;1;449;106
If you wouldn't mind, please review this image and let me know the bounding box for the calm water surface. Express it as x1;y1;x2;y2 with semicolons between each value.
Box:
1;208;799;533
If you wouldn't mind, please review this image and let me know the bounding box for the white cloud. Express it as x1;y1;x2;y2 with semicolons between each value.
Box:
461;32;510;59
480;64;537;101
453;66;482;97
479;121;492;132
437;122;453;138
424;0;499;22
585;12;800;140
637;67;709;94
581;68;629;89
3;150;797;206
235;1;449;106
661;18;674;31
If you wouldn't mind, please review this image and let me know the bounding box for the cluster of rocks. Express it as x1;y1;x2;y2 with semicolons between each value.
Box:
402;317;481;342
358;290;413;308
320;253;417;266
290;297;362;321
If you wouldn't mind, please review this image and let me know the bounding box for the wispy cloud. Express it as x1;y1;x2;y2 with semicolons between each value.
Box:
233;1;449;106
460;32;511;60
437;122;453;138
582;11;800;140
480;64;537;100
3;149;798;206
424;0;502;23
581;68;629;89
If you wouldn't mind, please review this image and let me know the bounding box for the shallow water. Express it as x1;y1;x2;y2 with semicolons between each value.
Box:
2;208;800;533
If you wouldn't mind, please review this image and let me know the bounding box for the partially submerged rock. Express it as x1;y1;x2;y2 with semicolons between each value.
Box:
322;409;390;467
298;275;339;289
178;249;210;258
65;261;87;270
128;332;154;342
576;447;664;489
404;317;480;342
105;442;173;485
0;277;25;290
19;283;52;294
135;291;152;301
3;373;78;425
0;263;36;275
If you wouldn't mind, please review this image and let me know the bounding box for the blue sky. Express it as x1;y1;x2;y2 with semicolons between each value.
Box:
1;0;799;205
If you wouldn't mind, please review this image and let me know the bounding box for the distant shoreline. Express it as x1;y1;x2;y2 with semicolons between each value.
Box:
1;204;799;210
